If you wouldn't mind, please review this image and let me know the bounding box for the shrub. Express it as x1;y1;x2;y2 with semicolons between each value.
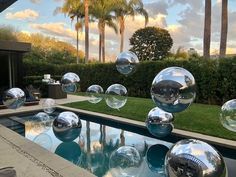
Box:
23;57;236;105
130;27;173;61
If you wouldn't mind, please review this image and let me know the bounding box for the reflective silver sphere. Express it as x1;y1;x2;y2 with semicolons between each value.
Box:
53;111;82;142
61;72;80;93
42;98;56;114
165;139;227;177
2;88;26;109
116;51;139;75
146;107;174;138
86;85;104;104
220;99;236;132
105;84;127;110
151;67;196;113
109;146;142;177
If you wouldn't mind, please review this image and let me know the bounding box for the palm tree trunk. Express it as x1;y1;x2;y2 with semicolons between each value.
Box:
119;16;125;53
220;0;228;58
84;0;89;63
99;34;102;62
76;18;79;64
203;0;211;58
101;23;105;63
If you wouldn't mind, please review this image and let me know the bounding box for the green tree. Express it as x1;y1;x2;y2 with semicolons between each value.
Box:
220;0;228;57
55;0;84;64
0;25;17;41
130;27;173;61
91;0;118;63
115;0;148;53
203;0;211;58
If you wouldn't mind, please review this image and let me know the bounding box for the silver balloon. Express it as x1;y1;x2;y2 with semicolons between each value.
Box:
146;107;174;138
109;146;142;177
2;88;26;109
32;112;51;131
86;85;104;104
61;72;80;93
53;111;82;142
116;51;139;75
151;67;196;113
220;99;236;132
105;84;127;110
146;144;169;173
165;139;227;177
42;98;56;114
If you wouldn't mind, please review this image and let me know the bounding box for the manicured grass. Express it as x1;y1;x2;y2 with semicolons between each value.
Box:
64;96;236;141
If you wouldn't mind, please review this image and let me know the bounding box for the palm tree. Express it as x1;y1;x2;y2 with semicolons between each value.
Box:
84;0;89;63
54;0;84;64
115;0;149;53
203;0;211;58
91;0;118;63
220;0;228;58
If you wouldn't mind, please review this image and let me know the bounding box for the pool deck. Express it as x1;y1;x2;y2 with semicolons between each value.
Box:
0;95;95;177
0;94;236;177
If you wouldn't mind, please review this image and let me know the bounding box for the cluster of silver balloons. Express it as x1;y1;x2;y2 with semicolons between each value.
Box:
85;83;128;110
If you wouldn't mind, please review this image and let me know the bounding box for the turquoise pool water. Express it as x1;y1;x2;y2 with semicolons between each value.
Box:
0;109;236;177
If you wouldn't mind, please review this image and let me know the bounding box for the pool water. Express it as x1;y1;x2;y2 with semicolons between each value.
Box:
1;110;236;177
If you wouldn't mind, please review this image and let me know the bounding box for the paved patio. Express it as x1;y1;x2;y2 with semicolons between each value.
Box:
0;94;89;116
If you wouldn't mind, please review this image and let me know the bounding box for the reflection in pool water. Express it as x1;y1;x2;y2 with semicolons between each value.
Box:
24;114;172;177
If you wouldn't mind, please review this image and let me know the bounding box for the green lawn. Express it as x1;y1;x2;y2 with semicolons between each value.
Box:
64;96;236;141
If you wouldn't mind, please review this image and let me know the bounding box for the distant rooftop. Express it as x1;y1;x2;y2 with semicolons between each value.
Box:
0;40;31;53
0;0;17;13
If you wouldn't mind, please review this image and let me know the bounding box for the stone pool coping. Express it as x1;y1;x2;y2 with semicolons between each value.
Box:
58;105;236;150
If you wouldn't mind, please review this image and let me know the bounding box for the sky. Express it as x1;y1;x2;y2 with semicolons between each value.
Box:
0;0;236;61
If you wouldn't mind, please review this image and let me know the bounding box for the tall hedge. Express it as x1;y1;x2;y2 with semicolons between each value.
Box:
23;57;236;105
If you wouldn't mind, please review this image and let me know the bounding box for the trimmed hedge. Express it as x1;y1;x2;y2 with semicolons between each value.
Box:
23;57;236;105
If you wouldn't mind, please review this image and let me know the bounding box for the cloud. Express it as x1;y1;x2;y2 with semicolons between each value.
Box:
30;22;85;41
29;0;41;4
5;9;39;21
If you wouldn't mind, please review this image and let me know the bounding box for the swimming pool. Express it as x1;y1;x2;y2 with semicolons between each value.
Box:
0;108;236;177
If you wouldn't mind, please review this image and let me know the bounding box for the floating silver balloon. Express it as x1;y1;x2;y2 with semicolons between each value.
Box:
105;84;127;110
32;112;51;131
61;72;80;93
55;142;81;165
165;139;227;177
220;99;236;132
151;67;196;113
146;144;169;173
116;51;139;75
86;85;104;104
109;146;141;177
42;98;56;114
33;133;53;150
146;107;174;138
2;88;26;109
53;111;82;142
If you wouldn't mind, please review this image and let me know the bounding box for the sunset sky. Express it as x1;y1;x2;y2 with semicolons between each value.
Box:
0;0;236;61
